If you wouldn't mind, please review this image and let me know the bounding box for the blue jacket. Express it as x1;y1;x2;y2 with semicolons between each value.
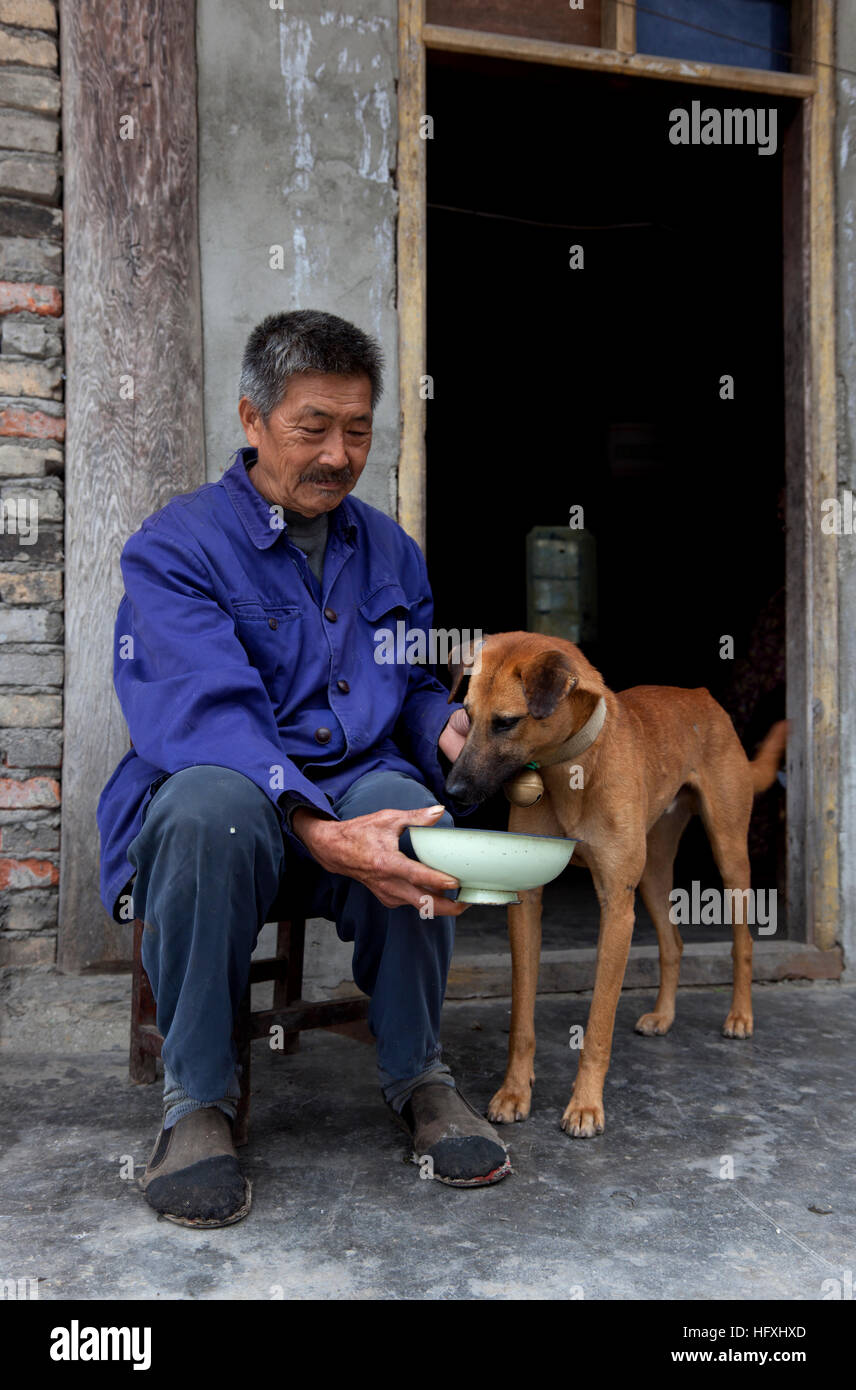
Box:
96;447;464;920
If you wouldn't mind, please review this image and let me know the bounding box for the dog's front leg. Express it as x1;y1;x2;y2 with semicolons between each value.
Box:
562;868;639;1138
487;886;543;1123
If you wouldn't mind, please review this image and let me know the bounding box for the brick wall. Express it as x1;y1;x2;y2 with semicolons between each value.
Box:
0;0;63;967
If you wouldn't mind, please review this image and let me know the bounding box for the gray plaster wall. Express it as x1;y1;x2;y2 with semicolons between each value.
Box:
196;0;401;998
196;0;399;512
836;0;856;969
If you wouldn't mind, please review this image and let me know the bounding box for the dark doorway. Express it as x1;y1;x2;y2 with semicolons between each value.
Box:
425;54;791;941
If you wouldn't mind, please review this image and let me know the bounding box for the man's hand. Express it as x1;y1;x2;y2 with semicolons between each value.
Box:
291;803;470;916
438;707;470;764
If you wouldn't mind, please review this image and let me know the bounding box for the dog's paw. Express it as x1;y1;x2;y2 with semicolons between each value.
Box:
487;1084;532;1124
722;1011;753;1039
634;1011;674;1036
560;1099;605;1138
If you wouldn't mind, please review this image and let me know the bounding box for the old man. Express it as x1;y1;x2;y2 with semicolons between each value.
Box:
97;310;509;1227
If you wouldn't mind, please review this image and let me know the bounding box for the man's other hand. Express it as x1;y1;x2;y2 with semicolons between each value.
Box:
438;707;470;764
291;803;470;916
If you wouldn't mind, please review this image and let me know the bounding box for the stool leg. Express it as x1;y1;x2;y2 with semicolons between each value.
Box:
233;989;252;1147
276;919;305;1055
130;918;158;1084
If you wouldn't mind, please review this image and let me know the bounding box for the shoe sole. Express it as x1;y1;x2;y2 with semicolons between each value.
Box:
411;1150;513;1187
149;1179;253;1228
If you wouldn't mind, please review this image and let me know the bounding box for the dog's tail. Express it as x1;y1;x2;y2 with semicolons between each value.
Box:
751;720;789;794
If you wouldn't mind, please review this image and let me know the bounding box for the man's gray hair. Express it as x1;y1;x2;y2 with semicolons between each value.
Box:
238;309;384;421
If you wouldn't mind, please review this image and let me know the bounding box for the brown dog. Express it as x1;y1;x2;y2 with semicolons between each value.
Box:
444;632;787;1138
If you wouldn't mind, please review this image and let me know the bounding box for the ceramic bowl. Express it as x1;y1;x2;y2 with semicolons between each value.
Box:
409;825;577;905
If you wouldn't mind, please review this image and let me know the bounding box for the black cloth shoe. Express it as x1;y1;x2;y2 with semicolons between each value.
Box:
140;1107;251;1227
397;1082;512;1187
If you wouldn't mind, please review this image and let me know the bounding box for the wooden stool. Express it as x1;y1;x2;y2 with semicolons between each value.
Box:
129;915;370;1145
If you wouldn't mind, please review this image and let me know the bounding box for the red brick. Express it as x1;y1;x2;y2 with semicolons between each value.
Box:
0;282;62;316
0;855;58;888
0;407;65;439
0;776;60;808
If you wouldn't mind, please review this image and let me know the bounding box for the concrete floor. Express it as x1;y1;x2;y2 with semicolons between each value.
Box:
1;975;854;1300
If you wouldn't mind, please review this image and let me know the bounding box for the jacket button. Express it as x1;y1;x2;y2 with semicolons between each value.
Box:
314;727;332;744
324;606;337;622
336;679;350;694
268;617;278;630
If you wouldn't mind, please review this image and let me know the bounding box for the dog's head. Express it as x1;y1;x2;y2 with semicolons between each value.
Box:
444;632;606;804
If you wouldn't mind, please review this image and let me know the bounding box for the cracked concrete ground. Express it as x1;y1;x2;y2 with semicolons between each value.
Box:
1;975;854;1300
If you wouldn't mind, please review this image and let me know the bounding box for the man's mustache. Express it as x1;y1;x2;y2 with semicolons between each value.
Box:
300;467;354;486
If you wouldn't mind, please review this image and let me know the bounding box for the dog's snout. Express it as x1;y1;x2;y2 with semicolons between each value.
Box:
445;752;500;805
444;771;472;802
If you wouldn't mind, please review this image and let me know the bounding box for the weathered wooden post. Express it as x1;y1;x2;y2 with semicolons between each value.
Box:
58;0;204;969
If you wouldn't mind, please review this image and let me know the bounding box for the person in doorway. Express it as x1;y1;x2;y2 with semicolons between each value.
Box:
97;310;510;1227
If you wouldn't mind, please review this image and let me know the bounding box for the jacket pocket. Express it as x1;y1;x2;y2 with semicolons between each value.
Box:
357;581;411;623
232;601;302;693
358;582;419;672
232;600;302;625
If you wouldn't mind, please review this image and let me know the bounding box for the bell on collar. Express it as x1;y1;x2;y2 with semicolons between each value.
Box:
503;767;544;807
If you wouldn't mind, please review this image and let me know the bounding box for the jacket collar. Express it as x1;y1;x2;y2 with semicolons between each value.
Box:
221;446;358;550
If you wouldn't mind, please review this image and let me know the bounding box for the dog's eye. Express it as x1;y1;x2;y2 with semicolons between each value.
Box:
492;714;523;733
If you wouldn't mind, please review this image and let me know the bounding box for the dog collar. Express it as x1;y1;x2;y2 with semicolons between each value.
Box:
527;695;607;769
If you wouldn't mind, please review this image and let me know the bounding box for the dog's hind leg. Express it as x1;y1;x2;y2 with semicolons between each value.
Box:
695;777;755;1038
634;791;694;1036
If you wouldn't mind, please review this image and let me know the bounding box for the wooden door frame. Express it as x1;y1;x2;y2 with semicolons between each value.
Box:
397;0;841;968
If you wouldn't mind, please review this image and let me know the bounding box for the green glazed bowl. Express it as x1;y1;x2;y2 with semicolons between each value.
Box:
409;826;577;905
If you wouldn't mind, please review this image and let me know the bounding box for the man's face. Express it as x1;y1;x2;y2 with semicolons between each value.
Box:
239;370;373;517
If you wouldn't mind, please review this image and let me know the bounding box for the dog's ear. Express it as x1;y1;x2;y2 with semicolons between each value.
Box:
447;634;487;704
520;650;579;719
